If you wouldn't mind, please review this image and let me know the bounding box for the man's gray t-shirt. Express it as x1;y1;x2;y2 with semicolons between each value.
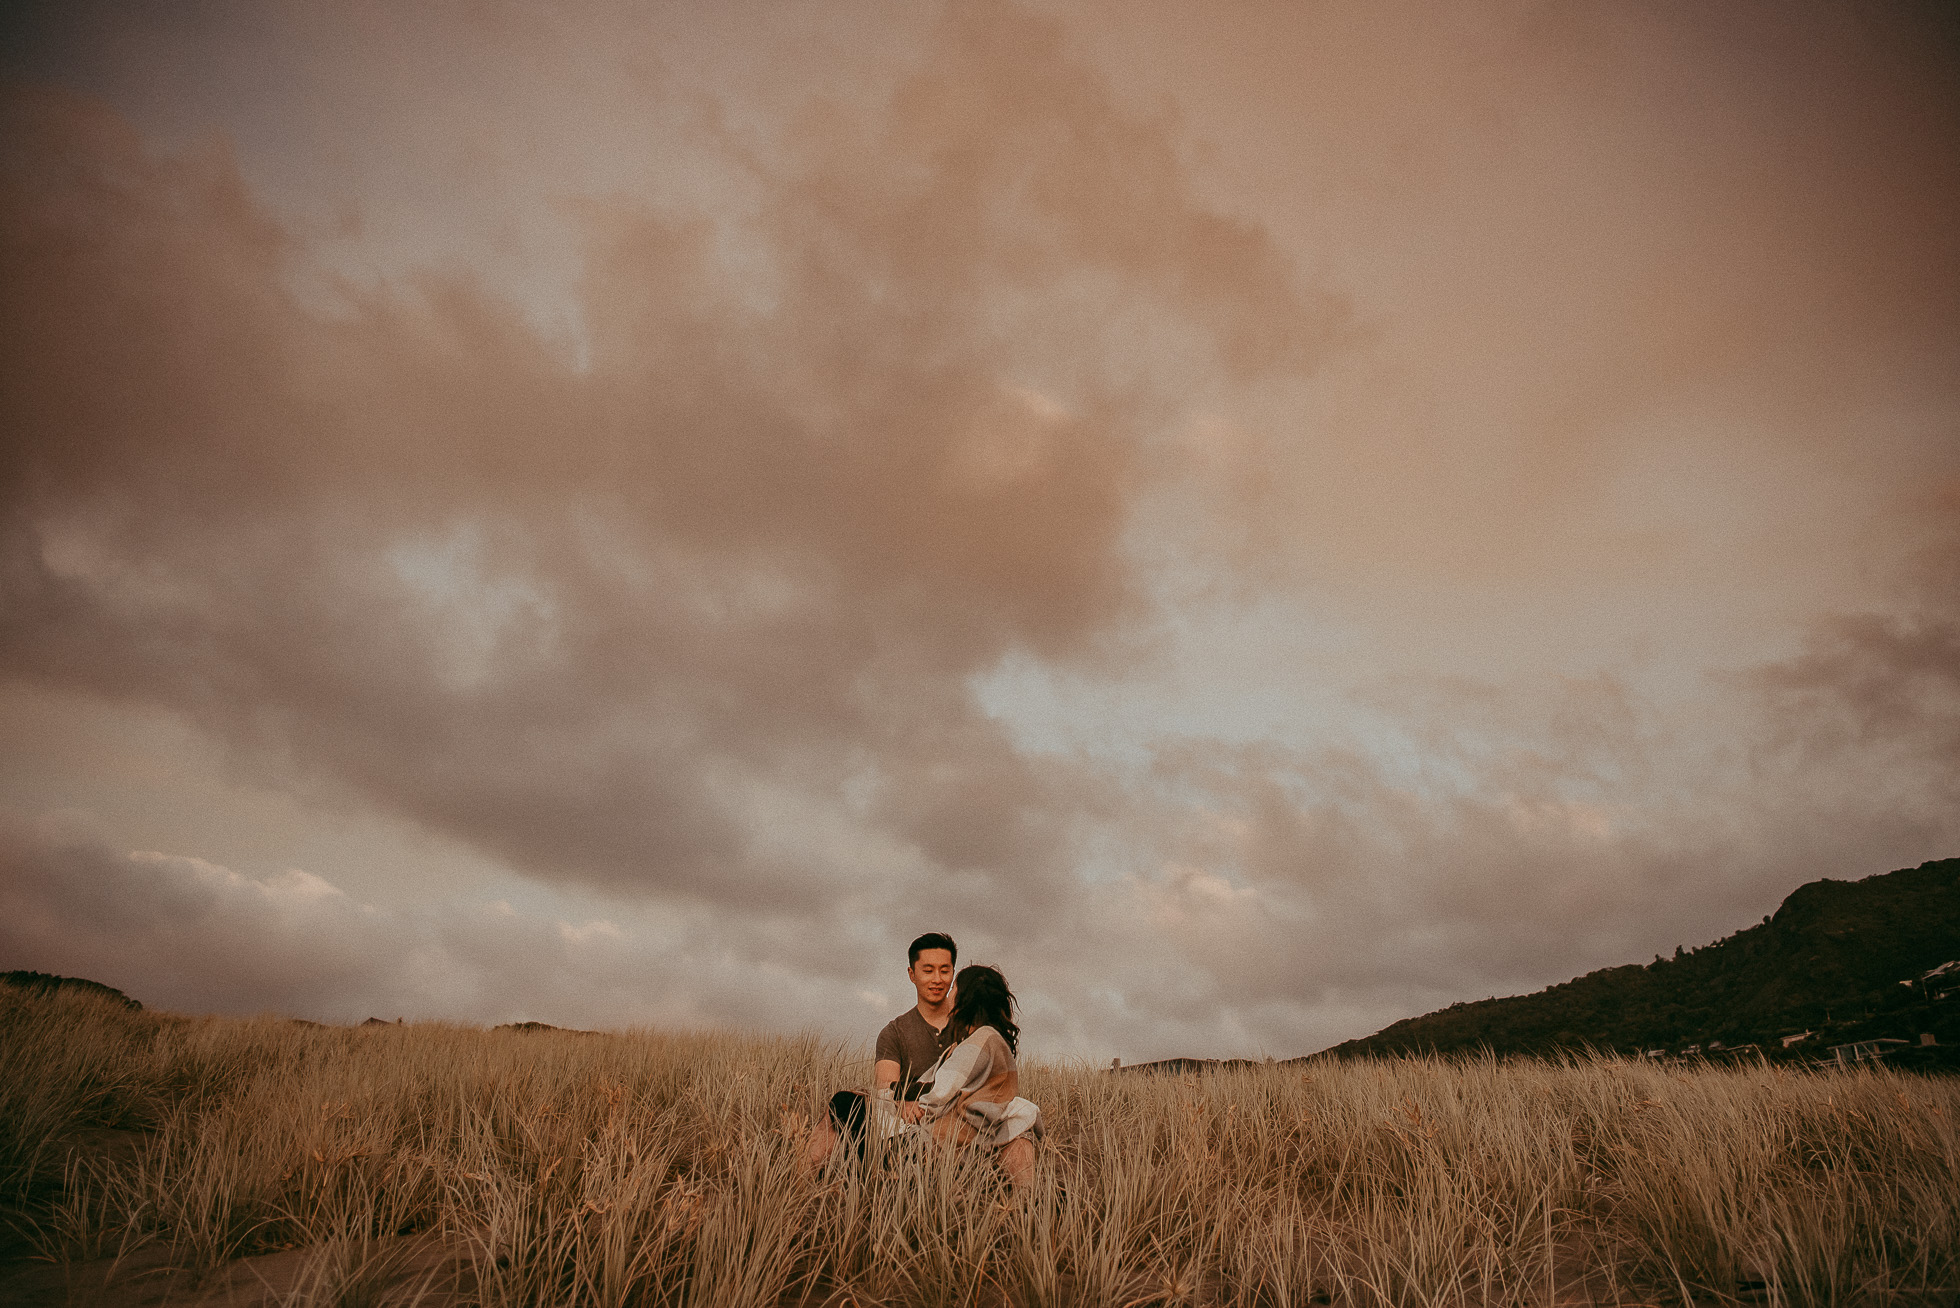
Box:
875;1008;956;1100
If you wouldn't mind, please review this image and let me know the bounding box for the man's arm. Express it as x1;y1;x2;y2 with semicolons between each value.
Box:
873;1058;901;1093
874;1059;931;1122
873;1019;914;1116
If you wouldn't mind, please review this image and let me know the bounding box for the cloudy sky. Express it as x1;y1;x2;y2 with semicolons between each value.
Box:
2;0;1956;1062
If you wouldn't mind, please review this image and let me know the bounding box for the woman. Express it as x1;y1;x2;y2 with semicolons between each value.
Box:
904;964;1041;1185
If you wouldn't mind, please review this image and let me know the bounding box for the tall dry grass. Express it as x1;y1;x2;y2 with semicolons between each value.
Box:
3;984;1956;1306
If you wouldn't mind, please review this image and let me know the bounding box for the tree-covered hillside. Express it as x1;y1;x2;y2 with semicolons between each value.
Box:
1316;858;1960;1066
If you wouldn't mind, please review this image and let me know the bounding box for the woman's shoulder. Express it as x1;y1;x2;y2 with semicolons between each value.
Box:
966;1025;1013;1055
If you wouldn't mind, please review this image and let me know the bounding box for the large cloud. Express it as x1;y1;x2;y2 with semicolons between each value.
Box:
1;0;1957;1059
0;0;1343;908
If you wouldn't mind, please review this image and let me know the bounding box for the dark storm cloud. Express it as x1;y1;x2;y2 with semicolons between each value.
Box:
1744;515;1960;828
0;0;1343;915
1755;615;1960;772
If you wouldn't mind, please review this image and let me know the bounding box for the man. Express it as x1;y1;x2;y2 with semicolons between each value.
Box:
804;932;959;1169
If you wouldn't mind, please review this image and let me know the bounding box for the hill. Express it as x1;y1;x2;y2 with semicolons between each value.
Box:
1314;857;1960;1067
0;971;141;1010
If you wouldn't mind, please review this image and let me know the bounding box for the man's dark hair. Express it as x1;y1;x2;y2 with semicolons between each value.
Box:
907;932;958;968
949;964;1019;1055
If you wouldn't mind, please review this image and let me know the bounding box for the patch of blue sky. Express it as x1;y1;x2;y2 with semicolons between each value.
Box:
973;590;1357;757
385;522;560;688
971;620;1490;807
1064;823;1146;889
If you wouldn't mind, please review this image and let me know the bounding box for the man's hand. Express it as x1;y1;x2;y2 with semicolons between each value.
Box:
898;1101;927;1124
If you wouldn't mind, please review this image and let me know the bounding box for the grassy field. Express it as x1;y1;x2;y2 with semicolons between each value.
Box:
2;985;1956;1306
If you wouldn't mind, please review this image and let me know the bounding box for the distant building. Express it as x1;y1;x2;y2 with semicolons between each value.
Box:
1827;1038;1909;1065
1915;961;1960;1004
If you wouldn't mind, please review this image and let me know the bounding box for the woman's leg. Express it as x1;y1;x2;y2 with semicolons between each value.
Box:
998;1135;1034;1187
803;1091;866;1175
801;1117;838;1174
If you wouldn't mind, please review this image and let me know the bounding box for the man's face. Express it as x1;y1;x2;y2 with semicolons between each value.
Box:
908;948;954;1007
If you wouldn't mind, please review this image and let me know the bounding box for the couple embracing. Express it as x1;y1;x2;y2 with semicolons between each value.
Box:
804;933;1041;1185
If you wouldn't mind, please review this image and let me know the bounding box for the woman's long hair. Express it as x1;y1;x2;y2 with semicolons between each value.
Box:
948;964;1019;1056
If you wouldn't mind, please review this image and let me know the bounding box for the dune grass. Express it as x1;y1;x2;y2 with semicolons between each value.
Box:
2;985;1956;1306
